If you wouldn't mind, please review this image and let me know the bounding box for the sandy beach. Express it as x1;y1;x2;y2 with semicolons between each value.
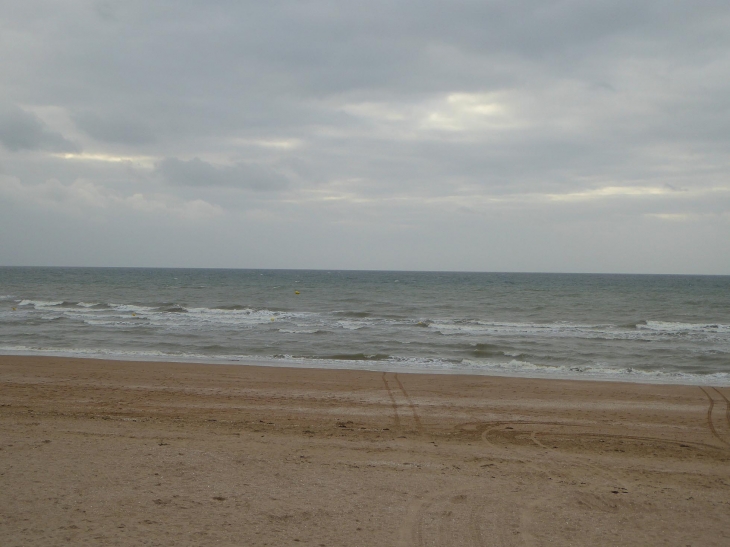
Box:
1;355;729;546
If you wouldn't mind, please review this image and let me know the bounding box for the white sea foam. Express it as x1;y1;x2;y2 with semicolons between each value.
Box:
336;320;368;330
18;299;63;307
114;304;157;312
13;300;320;329
426;319;729;341
82;319;141;327
16;298;726;340
638;321;730;333
455;358;730;385
430;320;603;334
0;344;209;361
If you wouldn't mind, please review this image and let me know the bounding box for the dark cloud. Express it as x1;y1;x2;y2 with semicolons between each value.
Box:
0;106;79;153
156;157;289;191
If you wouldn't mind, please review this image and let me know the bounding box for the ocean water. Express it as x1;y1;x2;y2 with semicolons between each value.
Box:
1;267;729;385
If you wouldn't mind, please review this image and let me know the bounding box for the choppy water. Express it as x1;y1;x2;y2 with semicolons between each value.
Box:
1;268;729;384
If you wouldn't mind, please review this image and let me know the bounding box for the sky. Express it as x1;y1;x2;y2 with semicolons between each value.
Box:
1;1;729;274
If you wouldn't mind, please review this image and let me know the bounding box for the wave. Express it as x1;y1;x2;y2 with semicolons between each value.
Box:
470;343;511;358
40;315;69;322
33;300;84;308
335;320;368;330
18;299;64;307
14;298;729;336
457;358;730;385
619;320;645;329
319;353;393;361
278;329;329;334
8;299;730;348
78;302;105;308
425;319;730;340
333;311;372;318
0;345;199;360
637;321;730;333
11;299;318;328
159;306;188;313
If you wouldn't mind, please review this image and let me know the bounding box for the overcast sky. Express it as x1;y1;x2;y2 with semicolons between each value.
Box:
1;1;729;273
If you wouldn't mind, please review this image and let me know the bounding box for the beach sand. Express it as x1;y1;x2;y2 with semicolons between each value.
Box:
1;355;729;546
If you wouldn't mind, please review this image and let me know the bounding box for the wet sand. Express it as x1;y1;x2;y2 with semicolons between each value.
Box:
1;355;729;546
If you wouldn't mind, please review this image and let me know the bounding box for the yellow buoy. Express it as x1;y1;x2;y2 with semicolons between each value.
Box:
295;291;300;295
12;307;16;311
132;312;136;316
270;317;275;321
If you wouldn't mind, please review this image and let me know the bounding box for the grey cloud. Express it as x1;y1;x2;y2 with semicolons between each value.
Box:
94;1;117;22
0;107;79;153
6;2;728;144
73;111;155;145
156;157;289;191
0;1;729;271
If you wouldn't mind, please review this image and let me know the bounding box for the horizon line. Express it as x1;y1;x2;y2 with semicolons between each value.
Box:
0;265;728;277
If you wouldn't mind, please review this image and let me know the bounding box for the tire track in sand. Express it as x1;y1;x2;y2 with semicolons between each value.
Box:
478;424;551;546
529;428;633;498
397;489;499;547
479;422;634;545
381;372;401;429
459;420;721;452
393;373;422;432
712;387;730;431
699;387;730;448
396;489;439;547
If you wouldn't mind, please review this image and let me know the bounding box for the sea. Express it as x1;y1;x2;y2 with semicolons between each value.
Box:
1;267;729;385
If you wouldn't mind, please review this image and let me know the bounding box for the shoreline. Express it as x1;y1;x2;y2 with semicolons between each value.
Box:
2;354;730;545
1;350;728;387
